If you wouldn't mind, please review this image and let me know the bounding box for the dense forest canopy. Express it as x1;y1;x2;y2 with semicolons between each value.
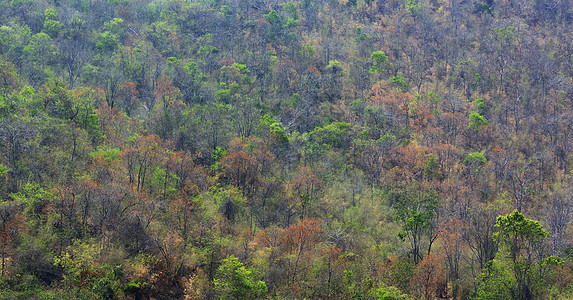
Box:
0;0;573;298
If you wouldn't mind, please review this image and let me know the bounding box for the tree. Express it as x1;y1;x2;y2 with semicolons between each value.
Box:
506;158;536;213
101;57;126;109
213;255;267;299
391;185;439;264
412;252;445;300
370;50;389;74
281;218;322;281
0;117;37;189
464;204;499;274
321;60;344;101
473;210;563;299
58;37;91;89
354;134;397;204
0;61;19;99
169;181;200;251
220;137;273;197
117;82;140;116
0;201;24;278
167;58;207;105
544;187;573;255
438;218;466;297
42;8;63;39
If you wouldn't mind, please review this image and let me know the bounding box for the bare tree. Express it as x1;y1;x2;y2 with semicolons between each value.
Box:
545;188;573;255
0;118;37;173
59;38;91;89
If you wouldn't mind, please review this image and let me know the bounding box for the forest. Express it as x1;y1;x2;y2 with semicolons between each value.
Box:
0;0;573;298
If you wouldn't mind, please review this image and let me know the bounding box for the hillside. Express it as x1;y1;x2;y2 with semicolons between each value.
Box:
1;0;573;298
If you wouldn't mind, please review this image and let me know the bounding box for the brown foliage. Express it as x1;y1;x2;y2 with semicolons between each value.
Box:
412;252;446;300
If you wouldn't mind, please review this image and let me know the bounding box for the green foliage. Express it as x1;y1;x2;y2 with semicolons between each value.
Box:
150;167;180;198
213;255;267;299
124;280;151;299
468;111;489;129
197;33;218;56
427;92;441;107
205;186;246;222
219;5;232;18
66;14;85;39
390;72;409;92
11;182;52;230
263;9;287;41
473;211;564;299
309;122;351;154
494;26;517;42
89;146;121;164
55;241;123;300
370;51;388;74
83;113;103;141
285;1;299;25
260;115;288;146
0;60;20;97
494;210;549;250
464;152;486;166
212;146;229;162
103;18;124;35
355;26;367;42
0;0;570;298
299;42;314;58
184;61;207;81
215;82;239;103
392;185;438;263
471;257;516;299
423;154;442;180
233;63;250;75
474;97;487;115
326;60;343;74
0;164;10;176
264;9;282;26
405;0;423;16
96;31;119;53
377;283;411;300
42;8;63;38
285;93;302;108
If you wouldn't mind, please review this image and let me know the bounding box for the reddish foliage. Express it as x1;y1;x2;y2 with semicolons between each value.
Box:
412;252;445;299
154;76;180;110
218;57;236;67
255;225;284;249
369;82;412;117
220;137;274;195
305;65;320;75
292;166;322;197
281;218;322;254
0;205;25;276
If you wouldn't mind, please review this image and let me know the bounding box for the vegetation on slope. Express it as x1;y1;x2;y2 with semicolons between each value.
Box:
0;0;573;298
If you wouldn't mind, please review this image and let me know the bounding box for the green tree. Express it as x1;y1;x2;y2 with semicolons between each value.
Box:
473;210;563;299
42;8;63;39
392;185;439;264
370;50;389;74
213;255;267;299
390;72;409;92
468;111;489;129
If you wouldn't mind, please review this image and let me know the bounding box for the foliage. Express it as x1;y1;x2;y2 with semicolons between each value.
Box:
468;111;489;129
213;255;267;299
472;211;564;299
0;0;571;298
392;186;438;264
390;72;409;92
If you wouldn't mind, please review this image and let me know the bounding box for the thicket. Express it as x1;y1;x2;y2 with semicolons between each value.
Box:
1;0;573;298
